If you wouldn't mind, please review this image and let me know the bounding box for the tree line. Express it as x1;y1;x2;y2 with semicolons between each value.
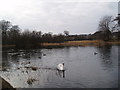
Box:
0;20;70;48
0;15;120;49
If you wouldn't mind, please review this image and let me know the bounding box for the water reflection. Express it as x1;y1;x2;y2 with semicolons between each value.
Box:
2;51;10;71
56;70;65;78
96;46;113;68
10;54;20;64
1;46;118;88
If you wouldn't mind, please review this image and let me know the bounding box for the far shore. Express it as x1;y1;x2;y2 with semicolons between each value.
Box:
1;40;120;48
40;40;120;47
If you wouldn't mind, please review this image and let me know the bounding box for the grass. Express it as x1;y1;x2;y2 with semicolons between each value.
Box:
41;40;120;47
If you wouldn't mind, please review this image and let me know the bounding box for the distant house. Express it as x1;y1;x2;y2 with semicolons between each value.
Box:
65;34;91;41
112;31;120;40
91;30;112;41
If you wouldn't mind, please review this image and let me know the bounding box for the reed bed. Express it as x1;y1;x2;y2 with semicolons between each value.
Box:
41;40;120;47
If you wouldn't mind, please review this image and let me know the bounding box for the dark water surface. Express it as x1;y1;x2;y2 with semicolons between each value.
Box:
0;46;118;88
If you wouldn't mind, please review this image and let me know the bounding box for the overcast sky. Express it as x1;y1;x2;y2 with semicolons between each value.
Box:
0;0;119;34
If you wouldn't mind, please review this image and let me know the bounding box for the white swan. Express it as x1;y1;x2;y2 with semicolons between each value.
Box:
57;63;64;71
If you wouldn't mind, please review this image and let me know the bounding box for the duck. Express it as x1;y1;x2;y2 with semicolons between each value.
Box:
57;63;64;71
94;52;98;55
43;53;46;56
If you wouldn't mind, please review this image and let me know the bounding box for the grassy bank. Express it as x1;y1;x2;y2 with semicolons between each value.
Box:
41;40;120;47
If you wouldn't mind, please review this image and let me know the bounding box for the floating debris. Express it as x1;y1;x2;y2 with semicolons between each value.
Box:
31;67;38;71
17;67;20;70
19;50;24;52
21;71;24;73
38;56;41;59
17;54;23;57
24;66;38;71
43;53;46;56
21;61;30;65
26;70;28;73
27;78;37;85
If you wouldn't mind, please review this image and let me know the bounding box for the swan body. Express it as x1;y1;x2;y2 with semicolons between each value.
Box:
57;63;64;71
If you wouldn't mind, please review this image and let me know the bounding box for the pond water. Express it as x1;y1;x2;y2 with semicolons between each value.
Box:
0;46;119;88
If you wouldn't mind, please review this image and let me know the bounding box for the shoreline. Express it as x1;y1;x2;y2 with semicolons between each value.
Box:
1;40;120;48
40;40;120;47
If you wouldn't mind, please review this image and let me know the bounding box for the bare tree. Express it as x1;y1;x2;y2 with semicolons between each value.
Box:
113;14;120;25
0;20;12;45
98;16;113;41
8;25;21;45
112;14;120;32
98;16;113;31
64;30;69;36
0;20;11;31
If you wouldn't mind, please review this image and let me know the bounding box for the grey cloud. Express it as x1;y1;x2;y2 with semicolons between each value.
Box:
0;1;118;34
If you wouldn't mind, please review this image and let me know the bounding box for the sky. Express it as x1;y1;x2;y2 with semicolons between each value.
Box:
0;0;119;34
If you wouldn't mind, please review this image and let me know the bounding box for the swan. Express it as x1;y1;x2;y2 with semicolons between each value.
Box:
57;63;64;71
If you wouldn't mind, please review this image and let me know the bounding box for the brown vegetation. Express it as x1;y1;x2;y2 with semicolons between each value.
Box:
2;40;120;49
1;45;16;48
41;40;120;47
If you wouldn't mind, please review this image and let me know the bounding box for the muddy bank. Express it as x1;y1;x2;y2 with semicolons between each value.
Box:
0;76;16;90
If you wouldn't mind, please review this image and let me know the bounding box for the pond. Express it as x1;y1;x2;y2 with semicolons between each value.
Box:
0;46;119;88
